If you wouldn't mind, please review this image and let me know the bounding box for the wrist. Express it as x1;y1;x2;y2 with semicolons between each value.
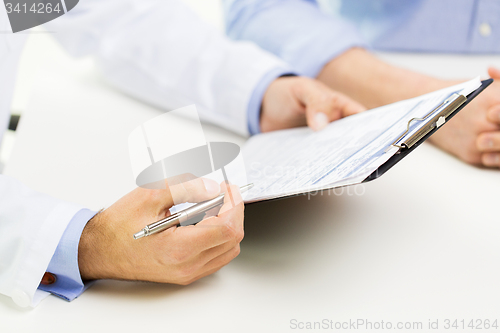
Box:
78;211;131;281
317;48;461;108
260;76;308;132
248;67;295;135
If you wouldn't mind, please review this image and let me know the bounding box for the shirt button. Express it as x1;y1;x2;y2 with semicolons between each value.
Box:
11;289;31;308
479;22;492;37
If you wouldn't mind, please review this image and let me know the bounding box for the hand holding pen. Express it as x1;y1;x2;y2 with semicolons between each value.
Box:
78;178;245;285
134;183;253;239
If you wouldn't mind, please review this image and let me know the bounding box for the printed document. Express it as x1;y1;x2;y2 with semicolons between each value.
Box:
241;78;481;202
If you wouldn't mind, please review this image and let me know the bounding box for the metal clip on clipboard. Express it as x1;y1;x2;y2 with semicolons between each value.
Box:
364;79;491;184
390;93;467;151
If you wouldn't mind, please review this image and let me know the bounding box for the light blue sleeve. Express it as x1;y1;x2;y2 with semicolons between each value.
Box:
223;0;367;78
247;67;296;135
38;209;97;301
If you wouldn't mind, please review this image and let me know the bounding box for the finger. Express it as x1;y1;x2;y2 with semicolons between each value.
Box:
335;92;367;117
202;244;241;274
168;176;221;205
297;81;366;131
190;182;243;217
305;93;365;131
176;199;244;253
166;173;197;186
218;183;243;215
301;82;342;130
199;226;244;262
482;153;500;167
476;132;500;152
137;173;210;211
200;241;241;264
185;245;241;285
203;205;221;218
487;104;500;124
488;67;500;80
197;183;244;231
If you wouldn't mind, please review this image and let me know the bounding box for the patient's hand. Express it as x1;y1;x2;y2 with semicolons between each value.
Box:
316;48;500;168
260;76;365;132
428;67;500;167
78;178;244;285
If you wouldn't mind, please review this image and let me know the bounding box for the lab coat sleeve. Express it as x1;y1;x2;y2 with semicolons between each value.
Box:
0;175;84;307
47;0;291;136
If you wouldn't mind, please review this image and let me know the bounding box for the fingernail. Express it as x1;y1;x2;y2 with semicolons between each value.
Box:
202;179;220;196
484;153;500;166
314;113;329;130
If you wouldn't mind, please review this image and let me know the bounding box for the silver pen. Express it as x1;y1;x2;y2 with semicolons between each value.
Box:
133;183;254;239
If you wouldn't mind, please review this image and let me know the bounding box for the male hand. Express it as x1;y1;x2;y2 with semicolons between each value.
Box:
428;67;500;167
78;177;244;285
316;49;500;168
260;76;366;132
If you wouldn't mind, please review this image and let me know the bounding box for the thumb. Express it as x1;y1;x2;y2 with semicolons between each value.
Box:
218;182;244;215
168;175;221;206
298;80;366;131
335;93;366;117
488;67;500;79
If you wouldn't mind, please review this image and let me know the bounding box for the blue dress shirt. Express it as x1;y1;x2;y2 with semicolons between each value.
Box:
224;0;367;78
339;0;500;53
225;0;500;62
224;0;500;134
38;209;96;301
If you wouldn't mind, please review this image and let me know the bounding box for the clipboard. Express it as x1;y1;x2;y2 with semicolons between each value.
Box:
245;79;493;205
363;79;493;183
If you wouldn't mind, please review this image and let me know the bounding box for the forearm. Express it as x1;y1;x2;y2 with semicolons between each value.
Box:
78;210;136;282
317;48;459;108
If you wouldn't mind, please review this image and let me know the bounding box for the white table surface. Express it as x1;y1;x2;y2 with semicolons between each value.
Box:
2;53;500;333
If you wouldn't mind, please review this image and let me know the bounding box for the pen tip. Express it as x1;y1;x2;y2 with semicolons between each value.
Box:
133;230;145;240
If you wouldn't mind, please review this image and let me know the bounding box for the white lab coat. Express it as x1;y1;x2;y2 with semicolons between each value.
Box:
0;0;288;307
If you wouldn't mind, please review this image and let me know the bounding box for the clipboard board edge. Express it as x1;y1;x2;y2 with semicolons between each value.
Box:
362;78;494;183
245;79;494;206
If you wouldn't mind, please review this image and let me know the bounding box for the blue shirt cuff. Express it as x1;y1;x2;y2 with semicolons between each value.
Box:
247;67;296;135
38;209;97;301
